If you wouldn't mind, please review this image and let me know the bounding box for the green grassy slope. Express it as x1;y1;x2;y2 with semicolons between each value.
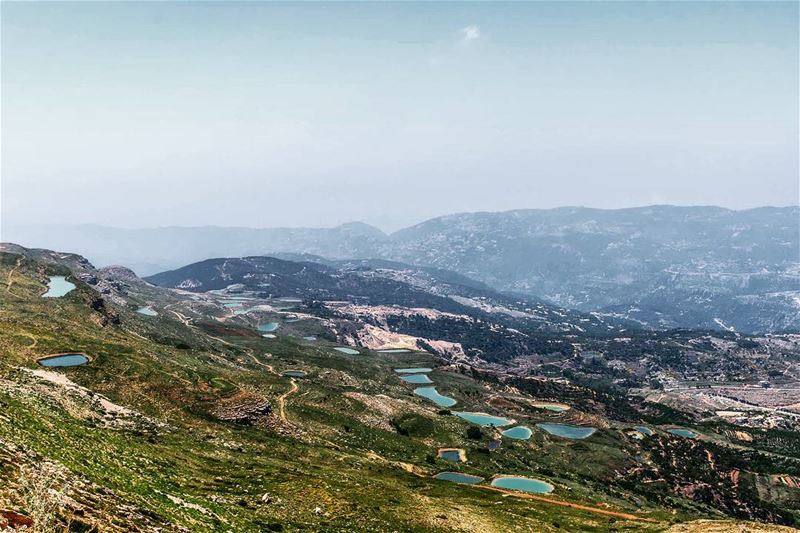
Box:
0;250;794;532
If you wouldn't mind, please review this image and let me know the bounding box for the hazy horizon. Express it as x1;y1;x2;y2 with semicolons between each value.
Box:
3;203;799;236
3;1;798;233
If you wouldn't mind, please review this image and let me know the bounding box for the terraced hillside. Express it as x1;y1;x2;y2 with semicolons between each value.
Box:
1;244;799;532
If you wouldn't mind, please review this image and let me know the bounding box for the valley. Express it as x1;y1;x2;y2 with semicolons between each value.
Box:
1;243;800;531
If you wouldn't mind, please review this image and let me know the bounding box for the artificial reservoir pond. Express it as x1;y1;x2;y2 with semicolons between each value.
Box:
668;428;699;438
38;353;89;367
434;472;483;484
414;386;457;407
42;276;75;298
394;367;433;374
437;449;465;462
531;403;570;412
453;412;514;427
399;374;433;384
491;476;554;494
536;423;597;439
334;347;360;355
501;426;533;440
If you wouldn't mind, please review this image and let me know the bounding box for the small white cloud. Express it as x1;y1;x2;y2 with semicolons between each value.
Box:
459;25;480;43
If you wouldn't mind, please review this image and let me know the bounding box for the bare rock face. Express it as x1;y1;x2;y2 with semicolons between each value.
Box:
99;265;140;281
85;294;120;326
211;392;272;425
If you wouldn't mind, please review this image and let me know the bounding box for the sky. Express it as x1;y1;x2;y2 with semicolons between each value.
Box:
2;1;798;233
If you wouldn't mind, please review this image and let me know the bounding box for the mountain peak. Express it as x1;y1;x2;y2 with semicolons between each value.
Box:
335;221;387;238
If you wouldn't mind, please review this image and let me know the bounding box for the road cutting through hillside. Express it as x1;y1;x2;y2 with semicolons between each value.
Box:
6;258;21;294
474;485;655;522
278;378;299;423
365;449;654;522
247;352;277;375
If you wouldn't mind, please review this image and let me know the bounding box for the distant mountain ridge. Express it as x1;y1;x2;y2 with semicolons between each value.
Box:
5;205;799;333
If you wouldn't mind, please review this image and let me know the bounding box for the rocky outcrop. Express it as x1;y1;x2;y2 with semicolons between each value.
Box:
211;392;272;425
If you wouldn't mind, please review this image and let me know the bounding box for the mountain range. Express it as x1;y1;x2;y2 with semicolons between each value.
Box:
5;205;799;333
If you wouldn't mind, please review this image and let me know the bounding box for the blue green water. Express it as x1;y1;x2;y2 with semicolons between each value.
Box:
491;476;554;494
136;307;158;316
668;428;699;438
414;386;456;407
334;347;360;355
39;354;88;367
394;367;433;374
302;336;317;341
223;302;241;308
42;276;75;298
536;423;596;439
454;412;514;427
400;374;433;384
434;472;483;484
634;426;654;436
438;450;463;462
258;322;279;332
536;404;569;412
501;426;533;440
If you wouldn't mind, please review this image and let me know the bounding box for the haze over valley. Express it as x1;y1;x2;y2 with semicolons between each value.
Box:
1;2;798;532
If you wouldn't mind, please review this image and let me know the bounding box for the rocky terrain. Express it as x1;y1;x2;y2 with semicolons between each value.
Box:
6;206;798;333
2;243;800;531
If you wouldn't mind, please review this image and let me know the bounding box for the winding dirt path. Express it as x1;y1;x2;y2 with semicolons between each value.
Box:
278;378;299;423
6;258;21;293
473;485;654;522
169;310;192;327
247;352;277;375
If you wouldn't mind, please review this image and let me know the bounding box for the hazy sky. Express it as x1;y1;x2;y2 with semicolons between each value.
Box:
2;1;798;232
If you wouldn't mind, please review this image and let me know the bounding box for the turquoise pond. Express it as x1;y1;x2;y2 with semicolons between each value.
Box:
378;349;411;353
39;354;88;367
501;426;533;440
258;323;280;332
414;387;457;407
454;412;514;427
42;276;76;298
400;374;433;384
223;303;241;308
438;450;462;462
434;472;483;484
536;423;597;439
537;405;569;412
302;336;317;341
283;371;307;378
136;307;158;316
491;477;554;494
635;426;654;436
334;347;360;355
668;428;699;438
394;367;433;374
